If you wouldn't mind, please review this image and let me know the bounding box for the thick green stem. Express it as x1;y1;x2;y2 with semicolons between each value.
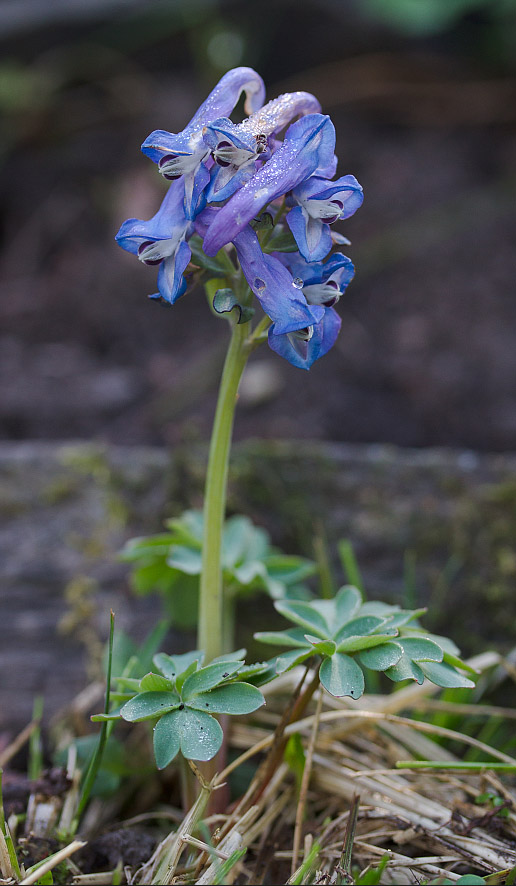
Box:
198;318;250;662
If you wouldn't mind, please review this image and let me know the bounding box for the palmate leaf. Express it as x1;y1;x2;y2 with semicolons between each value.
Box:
257;586;475;696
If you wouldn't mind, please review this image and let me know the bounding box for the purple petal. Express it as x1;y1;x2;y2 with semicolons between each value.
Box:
156;239;192;304
115;179;189;255
286;205;332;262
268;307;342;369
233;226;324;335
202;114;336;256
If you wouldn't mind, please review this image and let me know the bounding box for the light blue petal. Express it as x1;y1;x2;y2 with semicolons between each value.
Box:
140;129;194;165
268;307;341;370
233;226;323;334
293;174;364;222
206;159;259;203
203;117;258;154
188;66;265;126
156;239;191;304
115;179;188;255
286;205;332;262
203;114;336;256
142;67;265;165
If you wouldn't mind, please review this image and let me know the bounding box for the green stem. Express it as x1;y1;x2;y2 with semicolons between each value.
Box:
198;318;251;662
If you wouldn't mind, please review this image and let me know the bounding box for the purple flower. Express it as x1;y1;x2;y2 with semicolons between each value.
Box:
203;91;321;203
202;113;336;256
115;178;193;304
286;174;363;262
268;308;342;370
280;251;355;307
141;67;265;217
233;226;324;335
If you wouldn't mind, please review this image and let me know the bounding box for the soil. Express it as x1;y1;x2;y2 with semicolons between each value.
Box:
1;2;516;453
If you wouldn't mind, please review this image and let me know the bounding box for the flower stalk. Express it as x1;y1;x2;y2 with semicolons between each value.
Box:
197;314;251;662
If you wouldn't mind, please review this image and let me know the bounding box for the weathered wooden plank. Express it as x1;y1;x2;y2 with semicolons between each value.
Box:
2;441;516;734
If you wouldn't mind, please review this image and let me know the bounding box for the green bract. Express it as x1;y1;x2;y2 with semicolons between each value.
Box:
120;509;316;629
255;586;476;698
92;649;266;767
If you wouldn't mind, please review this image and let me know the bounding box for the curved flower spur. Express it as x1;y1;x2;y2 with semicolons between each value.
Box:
116;66;364;369
141;66;266;218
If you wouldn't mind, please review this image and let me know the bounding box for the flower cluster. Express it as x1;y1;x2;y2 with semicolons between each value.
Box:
116;67;363;369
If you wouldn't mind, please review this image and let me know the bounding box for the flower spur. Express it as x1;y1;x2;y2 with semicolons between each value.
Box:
141;67;266;218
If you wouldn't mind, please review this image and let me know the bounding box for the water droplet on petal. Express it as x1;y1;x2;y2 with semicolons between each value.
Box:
292;278;304;290
254;277;266;293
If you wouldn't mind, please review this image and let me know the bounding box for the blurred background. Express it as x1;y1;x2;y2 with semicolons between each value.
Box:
1;0;516;451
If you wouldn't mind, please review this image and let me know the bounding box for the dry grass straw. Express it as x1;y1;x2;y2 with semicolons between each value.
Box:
145;653;516;885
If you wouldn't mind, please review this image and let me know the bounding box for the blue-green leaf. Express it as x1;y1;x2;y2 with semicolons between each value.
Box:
255;627;311;648
333;616;387;644
121;691;180;722
264;555;317;586
336;633;399;654
212;649;247;663
382;608;427;629
165;510;204;547
319;654;365;699
442;651;479;675
275;600;329;638
385;656;425;684
153;651;203;680
139;672;175;692
275;648;314;674
335;586;362;623
175;660;200;694
153;711;181;769
167;546;203;575
222;515;269;567
213;289;255;324
305;635;336;656
399;637;443;662
188;682;265;715
182;660;243;699
357;642;403;671
178;708;224;760
419;661;475;689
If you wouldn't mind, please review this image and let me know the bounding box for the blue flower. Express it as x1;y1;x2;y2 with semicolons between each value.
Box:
115;178;193;304
280;251;355;307
268;308;342;370
141;68;265;218
286;174;363;262
233;226;324;335
202;113;336;256
203;91;321;204
265;251;353;368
